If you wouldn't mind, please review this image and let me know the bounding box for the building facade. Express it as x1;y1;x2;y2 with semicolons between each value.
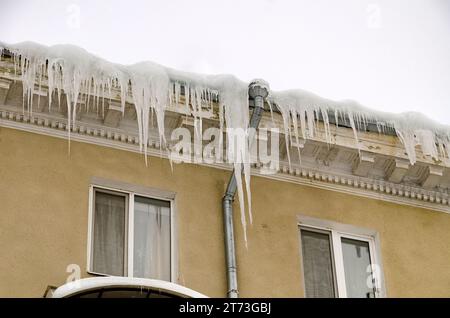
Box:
0;46;449;298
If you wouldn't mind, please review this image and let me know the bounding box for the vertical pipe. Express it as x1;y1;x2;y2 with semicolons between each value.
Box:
223;195;238;298
222;80;269;298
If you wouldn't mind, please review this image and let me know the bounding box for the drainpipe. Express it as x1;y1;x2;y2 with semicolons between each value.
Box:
222;79;269;298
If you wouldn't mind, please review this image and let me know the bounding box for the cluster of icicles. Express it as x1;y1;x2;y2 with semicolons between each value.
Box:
1;41;449;244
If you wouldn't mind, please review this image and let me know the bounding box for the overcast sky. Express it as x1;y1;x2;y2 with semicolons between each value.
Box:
0;0;449;124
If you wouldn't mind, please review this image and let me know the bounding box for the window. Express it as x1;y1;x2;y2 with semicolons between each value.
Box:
299;222;382;298
300;228;337;298
89;186;172;281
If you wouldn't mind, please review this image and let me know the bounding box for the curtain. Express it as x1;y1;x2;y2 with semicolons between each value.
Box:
133;196;171;281
301;229;336;298
92;191;126;276
341;238;374;298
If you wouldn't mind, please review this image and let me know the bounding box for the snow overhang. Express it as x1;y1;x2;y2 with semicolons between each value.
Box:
51;277;208;298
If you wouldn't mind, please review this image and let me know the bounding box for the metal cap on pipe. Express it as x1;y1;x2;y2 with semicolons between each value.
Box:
248;79;270;100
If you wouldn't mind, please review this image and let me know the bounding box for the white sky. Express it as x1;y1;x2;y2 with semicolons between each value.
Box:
0;0;449;124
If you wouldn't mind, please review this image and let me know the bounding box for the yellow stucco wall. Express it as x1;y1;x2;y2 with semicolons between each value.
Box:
0;127;449;297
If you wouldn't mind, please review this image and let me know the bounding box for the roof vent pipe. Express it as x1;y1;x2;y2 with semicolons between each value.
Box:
222;79;269;298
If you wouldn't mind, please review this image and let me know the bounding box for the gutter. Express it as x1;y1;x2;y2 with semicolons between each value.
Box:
222;79;269;298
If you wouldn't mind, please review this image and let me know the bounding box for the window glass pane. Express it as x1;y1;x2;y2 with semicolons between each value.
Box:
300;229;336;298
341;237;375;298
134;196;171;280
92;191;126;276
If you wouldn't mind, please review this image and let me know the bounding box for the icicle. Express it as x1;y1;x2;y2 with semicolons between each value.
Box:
320;107;331;144
47;59;55;111
86;77;92;113
13;53;17;81
395;129;417;164
290;110;302;163
282;110;292;168
347;111;361;155
306;108;315;138
266;98;275;124
185;83;190;109
101;84;105;118
334;109;339;128
174;82;180;106
416;129;438;158
36;63;43;113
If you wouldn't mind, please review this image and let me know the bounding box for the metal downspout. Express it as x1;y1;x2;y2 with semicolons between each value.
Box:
222;80;269;298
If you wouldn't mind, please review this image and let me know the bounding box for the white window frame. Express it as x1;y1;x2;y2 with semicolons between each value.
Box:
298;216;386;298
87;180;176;283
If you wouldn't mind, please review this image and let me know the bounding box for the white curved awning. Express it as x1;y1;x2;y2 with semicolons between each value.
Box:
52;277;208;298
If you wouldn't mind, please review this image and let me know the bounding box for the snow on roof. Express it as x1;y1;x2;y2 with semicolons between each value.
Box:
270;89;450;165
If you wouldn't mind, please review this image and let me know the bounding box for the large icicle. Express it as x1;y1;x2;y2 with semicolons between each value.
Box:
166;68;252;243
126;62;170;163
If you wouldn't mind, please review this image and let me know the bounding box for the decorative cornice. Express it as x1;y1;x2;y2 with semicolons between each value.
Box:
261;165;449;213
